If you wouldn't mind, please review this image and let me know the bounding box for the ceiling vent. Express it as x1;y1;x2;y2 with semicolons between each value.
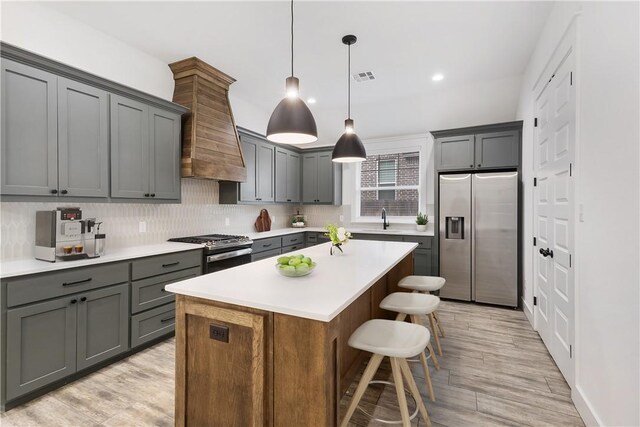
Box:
351;71;375;82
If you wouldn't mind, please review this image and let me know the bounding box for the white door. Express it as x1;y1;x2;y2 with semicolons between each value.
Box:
533;50;576;385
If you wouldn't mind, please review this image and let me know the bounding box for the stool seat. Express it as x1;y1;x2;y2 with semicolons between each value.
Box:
380;292;440;315
348;319;430;359
399;275;446;292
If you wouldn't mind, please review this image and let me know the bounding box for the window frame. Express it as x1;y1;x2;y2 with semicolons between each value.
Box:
351;135;429;224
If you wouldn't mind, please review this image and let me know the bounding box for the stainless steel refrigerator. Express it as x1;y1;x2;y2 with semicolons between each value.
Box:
438;172;518;307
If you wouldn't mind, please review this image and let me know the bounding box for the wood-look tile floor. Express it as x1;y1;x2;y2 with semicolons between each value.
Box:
0;301;584;427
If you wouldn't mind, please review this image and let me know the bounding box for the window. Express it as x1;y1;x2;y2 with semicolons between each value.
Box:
358;151;420;218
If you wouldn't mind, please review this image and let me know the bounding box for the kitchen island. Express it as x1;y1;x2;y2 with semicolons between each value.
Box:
166;239;417;427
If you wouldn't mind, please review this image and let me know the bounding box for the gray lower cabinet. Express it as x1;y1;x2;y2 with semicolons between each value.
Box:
5;282;129;401
76;283;129;371
1;60;58;196
6;296;77;400
302;151;342;204
413;249;433;276
131;302;176;348
436;134;475;171
475;130;519;169
351;233;435;276
251;248;282;262
110;96;181;201
57;78;109;198
275;147;301;203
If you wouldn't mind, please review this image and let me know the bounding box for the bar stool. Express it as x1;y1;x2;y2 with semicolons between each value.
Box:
399;276;446;356
380;292;440;402
340;319;432;427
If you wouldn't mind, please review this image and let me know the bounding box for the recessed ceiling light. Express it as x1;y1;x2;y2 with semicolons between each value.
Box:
307;98;316;104
432;73;444;82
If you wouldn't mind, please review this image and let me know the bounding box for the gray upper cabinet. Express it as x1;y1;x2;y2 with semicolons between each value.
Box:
239;136;257;202
6;295;77;400
58;78;109;198
275;147;301;203
111;96;181;200
150;107;181;200
256;142;275;202
302;150;342;205
110;95;150;198
221;132;274;203
435;134;475;171
1;59;58;196
475;130;519;169
76;283;129;371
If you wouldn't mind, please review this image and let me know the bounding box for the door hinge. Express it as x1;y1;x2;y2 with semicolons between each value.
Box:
534;117;538;127
533;296;538;306
570;72;573;86
533;237;537;246
548;73;555;83
570;344;573;358
534;177;537;187
570;163;572;176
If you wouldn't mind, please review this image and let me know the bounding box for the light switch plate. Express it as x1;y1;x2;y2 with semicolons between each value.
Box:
339;215;344;222
139;221;147;233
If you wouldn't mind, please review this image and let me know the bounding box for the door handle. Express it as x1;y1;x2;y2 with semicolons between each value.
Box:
539;248;554;258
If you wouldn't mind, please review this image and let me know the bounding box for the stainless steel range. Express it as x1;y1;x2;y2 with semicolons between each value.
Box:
169;234;253;274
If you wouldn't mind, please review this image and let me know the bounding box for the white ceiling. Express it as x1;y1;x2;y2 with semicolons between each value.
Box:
45;1;553;146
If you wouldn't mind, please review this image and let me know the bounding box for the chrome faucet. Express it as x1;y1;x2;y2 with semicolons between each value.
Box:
382;208;390;230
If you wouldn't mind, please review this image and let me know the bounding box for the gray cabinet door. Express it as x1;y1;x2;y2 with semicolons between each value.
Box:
287;151;301;203
302;153;318;203
475;130;519;169
275;148;288;203
110;95;150;198
6;296;77;400
149;107;181;200
76;283;129;371
1;59;58;196
316;152;334;203
436;135;475;170
239;136;257;202
57;78;109;198
413;249;433;276
256;142;274;202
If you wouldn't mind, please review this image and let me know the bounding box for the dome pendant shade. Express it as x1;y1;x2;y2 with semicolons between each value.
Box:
332;119;366;163
266;95;318;144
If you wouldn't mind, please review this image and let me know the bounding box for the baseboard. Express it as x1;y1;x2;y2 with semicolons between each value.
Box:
572;384;602;426
522;296;534;327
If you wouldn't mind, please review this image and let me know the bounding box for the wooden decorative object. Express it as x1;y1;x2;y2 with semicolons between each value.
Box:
169;57;247;182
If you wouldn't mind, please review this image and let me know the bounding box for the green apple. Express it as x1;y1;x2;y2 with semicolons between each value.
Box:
302;257;312;264
296;264;310;272
294;254;304;259
288;258;301;266
277;256;291;265
296;262;309;269
283;265;295;272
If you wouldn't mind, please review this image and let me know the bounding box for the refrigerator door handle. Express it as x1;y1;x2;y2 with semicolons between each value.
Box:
471;176;476;301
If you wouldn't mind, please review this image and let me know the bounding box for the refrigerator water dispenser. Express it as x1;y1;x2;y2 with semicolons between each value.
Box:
446;217;464;239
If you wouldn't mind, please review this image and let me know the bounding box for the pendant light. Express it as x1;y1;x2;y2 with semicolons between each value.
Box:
266;0;317;144
332;35;366;163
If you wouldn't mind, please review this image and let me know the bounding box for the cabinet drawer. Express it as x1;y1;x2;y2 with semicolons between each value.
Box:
251;248;282;262
252;237;282;254
131;303;176;348
283;233;305;247
403;236;433;249
6;262;128;308
131;266;200;314
281;244;304;254
131;250;201;280
306;233;318;243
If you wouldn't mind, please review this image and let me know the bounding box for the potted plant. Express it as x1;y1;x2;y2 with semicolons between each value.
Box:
415;212;428;232
325;224;352;255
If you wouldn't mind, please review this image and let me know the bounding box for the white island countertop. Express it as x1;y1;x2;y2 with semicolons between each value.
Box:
166;240;418;322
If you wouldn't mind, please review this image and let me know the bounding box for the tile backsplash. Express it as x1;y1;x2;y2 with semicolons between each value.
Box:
0;179;296;261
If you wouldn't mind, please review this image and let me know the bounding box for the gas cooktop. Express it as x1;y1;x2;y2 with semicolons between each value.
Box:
169;234;253;253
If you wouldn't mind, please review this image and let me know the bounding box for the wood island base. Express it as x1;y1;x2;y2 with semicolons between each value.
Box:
174;252;413;427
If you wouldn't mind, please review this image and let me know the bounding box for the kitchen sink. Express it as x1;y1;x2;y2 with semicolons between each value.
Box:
358;229;405;234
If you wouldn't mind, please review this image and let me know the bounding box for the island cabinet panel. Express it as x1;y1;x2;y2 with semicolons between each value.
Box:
174;296;273;427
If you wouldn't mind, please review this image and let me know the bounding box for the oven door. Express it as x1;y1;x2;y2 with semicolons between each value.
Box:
205;248;253;274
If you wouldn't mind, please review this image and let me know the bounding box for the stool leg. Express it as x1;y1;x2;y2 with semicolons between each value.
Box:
409;315;436;401
434;311;446;337
428;313;443;356
395;312;407;322
390;357;411;427
427;342;440;370
399;358;433;427
340;353;384;427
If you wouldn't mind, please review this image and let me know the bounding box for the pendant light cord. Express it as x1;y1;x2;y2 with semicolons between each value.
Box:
347;42;351;119
290;0;294;77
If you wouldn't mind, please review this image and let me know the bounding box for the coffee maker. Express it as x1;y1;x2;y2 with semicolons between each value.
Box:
35;207;104;262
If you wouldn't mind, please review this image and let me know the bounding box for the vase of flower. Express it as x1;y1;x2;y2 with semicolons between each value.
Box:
416;212;428;232
325;224;352;255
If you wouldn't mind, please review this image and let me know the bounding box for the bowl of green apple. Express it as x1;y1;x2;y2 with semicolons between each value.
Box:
275;254;317;277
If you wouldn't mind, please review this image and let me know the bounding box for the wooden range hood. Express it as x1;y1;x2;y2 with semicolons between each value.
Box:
169;57;246;182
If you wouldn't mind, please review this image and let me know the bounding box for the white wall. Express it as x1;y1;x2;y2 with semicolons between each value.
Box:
516;2;639;425
0;1;267;131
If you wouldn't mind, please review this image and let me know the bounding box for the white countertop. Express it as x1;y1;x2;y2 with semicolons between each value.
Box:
247;226;434;240
0;242;203;279
166;240;418;322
